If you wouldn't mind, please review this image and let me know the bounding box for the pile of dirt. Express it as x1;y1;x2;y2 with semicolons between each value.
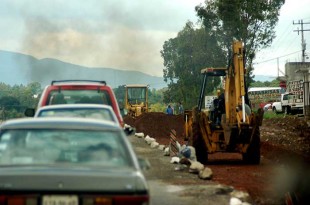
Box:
125;112;310;205
260;115;310;160
123;112;185;145
124;112;310;160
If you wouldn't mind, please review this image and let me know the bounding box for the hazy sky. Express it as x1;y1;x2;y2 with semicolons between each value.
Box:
0;0;309;77
254;0;310;77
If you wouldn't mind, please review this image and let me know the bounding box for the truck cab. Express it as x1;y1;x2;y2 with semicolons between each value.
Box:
272;92;303;114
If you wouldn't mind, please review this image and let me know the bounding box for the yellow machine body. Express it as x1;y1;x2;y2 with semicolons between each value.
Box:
125;84;149;117
184;41;264;164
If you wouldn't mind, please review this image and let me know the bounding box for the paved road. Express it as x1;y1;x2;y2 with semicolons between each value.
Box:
128;134;251;205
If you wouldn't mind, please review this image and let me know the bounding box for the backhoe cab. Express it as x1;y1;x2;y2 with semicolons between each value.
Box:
125;84;149;117
185;41;264;164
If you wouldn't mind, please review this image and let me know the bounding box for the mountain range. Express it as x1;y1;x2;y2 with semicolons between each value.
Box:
0;50;168;90
0;50;274;89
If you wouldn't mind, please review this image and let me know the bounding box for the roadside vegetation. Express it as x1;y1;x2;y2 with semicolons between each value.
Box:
263;110;285;119
0;82;41;120
0;80;289;121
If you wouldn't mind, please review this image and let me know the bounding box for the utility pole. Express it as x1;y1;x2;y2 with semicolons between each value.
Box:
293;19;310;62
277;57;279;77
293;20;310;120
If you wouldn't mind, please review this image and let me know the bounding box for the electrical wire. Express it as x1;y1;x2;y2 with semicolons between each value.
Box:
253;50;302;65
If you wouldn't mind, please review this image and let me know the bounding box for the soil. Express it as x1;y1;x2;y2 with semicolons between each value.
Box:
124;112;186;145
124;112;310;205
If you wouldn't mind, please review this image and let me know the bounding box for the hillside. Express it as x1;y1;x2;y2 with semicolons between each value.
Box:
0;50;167;90
0;50;274;89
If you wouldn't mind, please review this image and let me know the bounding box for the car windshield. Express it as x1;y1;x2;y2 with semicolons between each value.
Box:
48;90;112;106
38;108;115;122
0;129;132;167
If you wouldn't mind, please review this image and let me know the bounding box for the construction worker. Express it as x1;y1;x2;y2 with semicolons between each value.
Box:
178;102;184;114
214;89;225;125
166;105;173;115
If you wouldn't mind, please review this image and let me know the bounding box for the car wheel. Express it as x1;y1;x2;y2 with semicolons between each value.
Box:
284;106;291;115
273;107;277;114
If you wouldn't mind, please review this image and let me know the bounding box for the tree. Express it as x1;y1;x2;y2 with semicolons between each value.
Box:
0;96;20;110
113;85;126;109
161;22;226;109
27;82;42;95
196;0;285;86
0;82;43;119
148;88;164;105
251;78;280;87
147;88;168;112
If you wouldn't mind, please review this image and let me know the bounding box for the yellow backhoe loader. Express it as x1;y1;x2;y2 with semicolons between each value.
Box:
125;84;149;117
185;41;264;164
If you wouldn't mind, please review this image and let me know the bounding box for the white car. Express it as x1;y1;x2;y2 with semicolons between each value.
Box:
263;103;272;111
33;104;119;125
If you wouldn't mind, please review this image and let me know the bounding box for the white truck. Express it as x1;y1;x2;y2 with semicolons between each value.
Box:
205;95;217;110
272;80;304;114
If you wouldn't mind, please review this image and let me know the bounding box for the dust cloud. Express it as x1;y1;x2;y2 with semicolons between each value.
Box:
19;1;181;79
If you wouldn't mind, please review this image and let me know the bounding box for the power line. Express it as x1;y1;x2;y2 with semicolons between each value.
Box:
253;50;301;65
270;22;294;53
256;18;310;66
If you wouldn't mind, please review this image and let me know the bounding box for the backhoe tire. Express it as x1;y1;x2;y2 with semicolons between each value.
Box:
242;128;260;164
192;121;208;164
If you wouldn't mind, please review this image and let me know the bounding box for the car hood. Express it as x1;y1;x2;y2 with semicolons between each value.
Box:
0;166;148;193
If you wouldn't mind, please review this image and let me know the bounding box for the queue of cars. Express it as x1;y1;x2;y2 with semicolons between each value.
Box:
0;80;149;204
25;80;124;127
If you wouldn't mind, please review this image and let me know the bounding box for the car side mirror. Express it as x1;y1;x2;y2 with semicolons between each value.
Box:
24;108;35;117
124;126;135;136
138;157;151;170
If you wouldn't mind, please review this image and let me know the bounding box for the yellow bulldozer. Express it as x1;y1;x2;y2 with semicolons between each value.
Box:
125;84;149;117
185;41;264;164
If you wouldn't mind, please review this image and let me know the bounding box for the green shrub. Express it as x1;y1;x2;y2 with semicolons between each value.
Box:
149;103;166;113
263;110;285;119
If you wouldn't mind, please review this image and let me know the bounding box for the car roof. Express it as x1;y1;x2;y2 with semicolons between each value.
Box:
0;117;120;131
37;104;114;111
50;80;107;86
34;104;119;124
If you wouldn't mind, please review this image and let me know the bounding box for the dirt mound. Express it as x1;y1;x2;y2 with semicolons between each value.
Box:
123;112;185;145
124;112;310;160
125;112;310;205
261;116;310;159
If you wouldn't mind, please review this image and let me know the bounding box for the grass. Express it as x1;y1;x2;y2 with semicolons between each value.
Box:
263;110;285;119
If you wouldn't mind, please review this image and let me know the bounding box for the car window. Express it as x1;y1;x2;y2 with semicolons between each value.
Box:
0;129;132;167
37;108;115;122
127;87;147;105
47;90;112;106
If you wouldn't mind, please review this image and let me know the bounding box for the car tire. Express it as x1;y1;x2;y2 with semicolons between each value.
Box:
272;107;278;114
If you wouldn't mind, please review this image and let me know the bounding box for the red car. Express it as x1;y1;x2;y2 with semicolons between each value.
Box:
26;80;124;128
